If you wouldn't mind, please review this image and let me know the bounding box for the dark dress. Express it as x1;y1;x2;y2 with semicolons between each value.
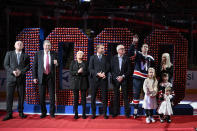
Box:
69;60;89;116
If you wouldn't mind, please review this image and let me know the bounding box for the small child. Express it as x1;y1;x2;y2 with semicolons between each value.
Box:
158;73;174;123
143;68;158;124
158;87;174;123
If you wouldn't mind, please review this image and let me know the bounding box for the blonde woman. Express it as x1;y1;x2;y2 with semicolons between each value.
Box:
142;68;158;123
159;53;173;82
69;51;89;119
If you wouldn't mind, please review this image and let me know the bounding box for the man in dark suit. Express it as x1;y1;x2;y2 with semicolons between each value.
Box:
32;40;58;118
89;44;110;119
111;45;131;118
3;41;30;121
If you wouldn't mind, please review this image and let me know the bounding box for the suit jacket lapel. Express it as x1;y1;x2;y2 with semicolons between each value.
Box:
96;55;100;62
121;55;126;71
50;51;55;70
100;55;103;63
115;55;120;71
41;51;44;67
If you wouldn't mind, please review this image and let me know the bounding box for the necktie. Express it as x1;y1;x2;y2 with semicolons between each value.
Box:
98;55;102;61
45;53;50;74
17;53;20;65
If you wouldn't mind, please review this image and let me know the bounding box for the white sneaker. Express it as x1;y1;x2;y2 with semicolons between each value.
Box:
150;117;156;123
146;117;151;124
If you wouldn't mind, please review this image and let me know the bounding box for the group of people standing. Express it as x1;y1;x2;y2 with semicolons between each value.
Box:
2;35;174;124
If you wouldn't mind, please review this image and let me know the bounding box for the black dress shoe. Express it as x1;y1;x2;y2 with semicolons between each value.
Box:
19;113;27;118
167;119;171;123
2;115;13;121
165;115;171;123
133;114;138;119
112;114;118;118
40;113;46;118
104;115;108;119
74;115;79;119
91;115;96;119
50;114;55;118
125;115;130;118
82;115;87;119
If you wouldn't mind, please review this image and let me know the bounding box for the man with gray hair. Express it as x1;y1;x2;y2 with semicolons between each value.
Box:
111;44;131;118
33;40;58;118
3;41;30;121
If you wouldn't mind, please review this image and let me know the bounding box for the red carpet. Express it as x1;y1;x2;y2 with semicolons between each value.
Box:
0;112;196;131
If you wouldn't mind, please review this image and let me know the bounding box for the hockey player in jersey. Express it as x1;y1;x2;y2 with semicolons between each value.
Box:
128;35;155;119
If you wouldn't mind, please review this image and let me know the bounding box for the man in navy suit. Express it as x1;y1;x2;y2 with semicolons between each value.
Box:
33;40;58;118
89;44;110;119
3;41;30;121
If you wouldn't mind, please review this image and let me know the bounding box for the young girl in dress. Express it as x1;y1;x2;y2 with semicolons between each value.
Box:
143;68;158;124
158;87;174;123
158;73;174;123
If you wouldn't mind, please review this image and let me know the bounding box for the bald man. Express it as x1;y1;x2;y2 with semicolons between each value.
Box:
3;41;30;121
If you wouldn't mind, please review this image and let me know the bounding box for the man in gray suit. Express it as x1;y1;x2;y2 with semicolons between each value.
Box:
32;40;58;118
3;41;30;121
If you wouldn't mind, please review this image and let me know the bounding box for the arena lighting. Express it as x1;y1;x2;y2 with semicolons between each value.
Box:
80;0;91;2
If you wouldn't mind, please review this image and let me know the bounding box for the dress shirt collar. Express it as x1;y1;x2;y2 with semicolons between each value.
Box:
44;51;50;55
15;50;22;54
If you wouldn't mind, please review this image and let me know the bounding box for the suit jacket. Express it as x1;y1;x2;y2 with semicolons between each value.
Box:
89;55;110;83
4;51;30;82
69;60;89;90
111;55;131;87
32;50;58;84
